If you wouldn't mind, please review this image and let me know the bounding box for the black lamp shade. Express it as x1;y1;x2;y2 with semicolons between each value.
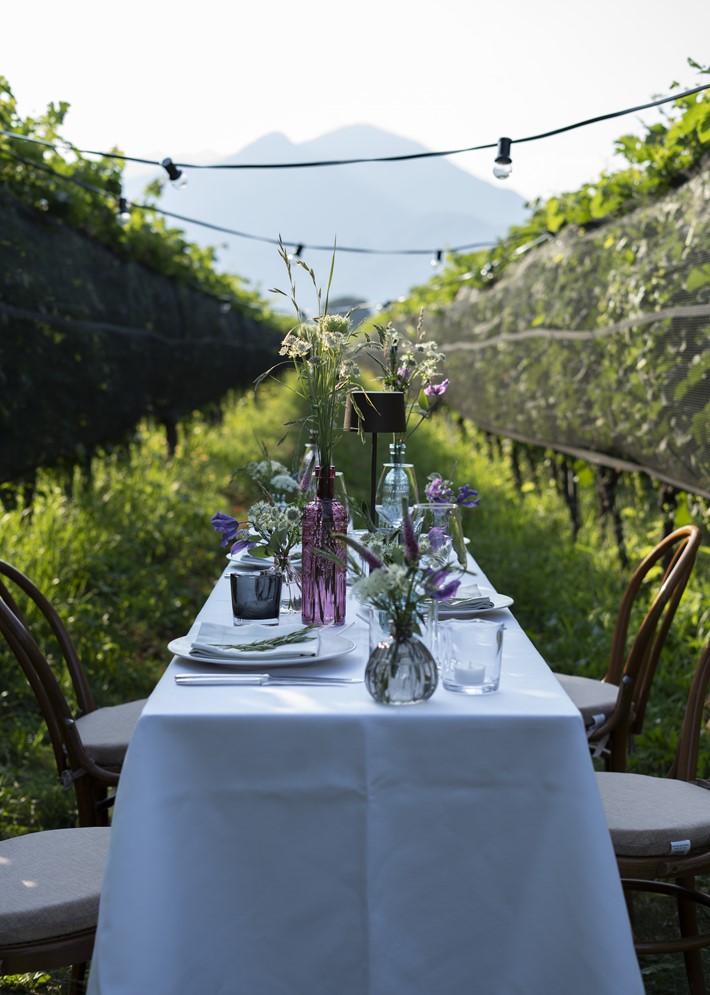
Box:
343;391;407;435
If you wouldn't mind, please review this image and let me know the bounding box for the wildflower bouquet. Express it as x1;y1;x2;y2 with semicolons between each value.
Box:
263;240;361;469
357;312;450;442
342;502;462;639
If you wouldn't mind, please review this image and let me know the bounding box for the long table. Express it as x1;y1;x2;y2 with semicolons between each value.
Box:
87;557;644;994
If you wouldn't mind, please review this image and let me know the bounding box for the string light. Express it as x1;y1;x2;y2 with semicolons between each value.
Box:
117;196;131;225
431;250;443;269
1;80;708;177
493;138;513;180
161;157;187;189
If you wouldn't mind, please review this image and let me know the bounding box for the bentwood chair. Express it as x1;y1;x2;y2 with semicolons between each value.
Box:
0;559;146;826
596;638;710;995
554;525;701;771
0;825;110;995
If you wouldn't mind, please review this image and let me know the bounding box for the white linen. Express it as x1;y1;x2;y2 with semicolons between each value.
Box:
87;559;643;995
189;620;320;659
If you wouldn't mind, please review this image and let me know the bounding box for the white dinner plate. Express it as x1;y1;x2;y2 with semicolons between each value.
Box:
167;630;357;667
438;586;514;619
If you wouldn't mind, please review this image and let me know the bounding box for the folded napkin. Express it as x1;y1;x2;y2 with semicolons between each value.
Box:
190;621;321;659
438;585;495;617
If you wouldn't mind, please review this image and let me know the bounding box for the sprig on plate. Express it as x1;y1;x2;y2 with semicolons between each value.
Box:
207;625;319;652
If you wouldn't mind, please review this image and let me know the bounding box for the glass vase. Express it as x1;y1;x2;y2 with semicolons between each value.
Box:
274;555;302;616
376;442;418;530
301;466;348;626
365;629;438;705
412;502;467;569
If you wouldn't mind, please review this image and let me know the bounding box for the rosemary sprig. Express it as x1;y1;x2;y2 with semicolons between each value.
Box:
208;625;319;652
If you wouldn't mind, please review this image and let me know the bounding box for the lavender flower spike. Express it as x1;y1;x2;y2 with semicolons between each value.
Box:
401;501;420;565
210;511;242;548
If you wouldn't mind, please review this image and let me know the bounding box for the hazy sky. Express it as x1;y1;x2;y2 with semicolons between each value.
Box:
4;1;708;198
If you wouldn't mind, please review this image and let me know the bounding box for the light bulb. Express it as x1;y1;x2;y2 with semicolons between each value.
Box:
493;162;513;180
431;250;443;269
117;197;131;226
161;157;187;189
493;137;513;181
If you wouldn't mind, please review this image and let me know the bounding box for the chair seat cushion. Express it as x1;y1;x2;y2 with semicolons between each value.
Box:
597;771;710;857
75;698;146;766
554;673;619;725
0;827;110;944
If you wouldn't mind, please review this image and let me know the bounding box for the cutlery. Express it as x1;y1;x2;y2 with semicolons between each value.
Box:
175;673;363;686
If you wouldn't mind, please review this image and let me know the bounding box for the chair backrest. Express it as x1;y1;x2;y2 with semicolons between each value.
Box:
0;560;96;714
606;524;701;737
668;638;710;783
0;561;115;824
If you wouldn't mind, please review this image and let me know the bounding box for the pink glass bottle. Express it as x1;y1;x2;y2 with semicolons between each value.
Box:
301;466;348;625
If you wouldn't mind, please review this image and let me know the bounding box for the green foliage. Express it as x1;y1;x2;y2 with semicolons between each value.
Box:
0;75;273;319
390;62;710;316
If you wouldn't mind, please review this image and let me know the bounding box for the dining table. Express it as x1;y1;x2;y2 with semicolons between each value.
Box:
87;551;644;995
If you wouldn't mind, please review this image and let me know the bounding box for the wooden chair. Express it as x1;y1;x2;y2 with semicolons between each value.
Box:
0;825;110;995
0;559;146;826
555;524;701;771
596;638;710;994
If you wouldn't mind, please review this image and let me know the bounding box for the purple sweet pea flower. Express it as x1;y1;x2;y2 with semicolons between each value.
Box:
456;484;480;508
424;477;455;504
424;378;450;398
397;366;412;382
210;512;242;548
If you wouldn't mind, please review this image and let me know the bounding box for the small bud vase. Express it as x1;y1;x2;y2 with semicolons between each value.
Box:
365;626;438;705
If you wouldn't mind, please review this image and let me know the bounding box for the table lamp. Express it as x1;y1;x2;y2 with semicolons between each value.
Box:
343;390;407;524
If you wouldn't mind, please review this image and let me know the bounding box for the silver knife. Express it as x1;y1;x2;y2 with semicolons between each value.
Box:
175;673;363;686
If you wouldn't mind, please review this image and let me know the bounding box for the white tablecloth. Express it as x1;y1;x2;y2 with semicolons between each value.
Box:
88;559;643;995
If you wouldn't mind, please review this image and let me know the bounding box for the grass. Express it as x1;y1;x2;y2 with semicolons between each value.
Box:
0;384;708;994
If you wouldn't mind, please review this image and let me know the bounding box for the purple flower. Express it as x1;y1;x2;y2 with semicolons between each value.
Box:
210;512;242;548
456;484;480;508
424;378;450;398
397;366;412;382
427;526;450;552
230;529;258;555
424;567;461;602
401;506;420;564
425;477;455;504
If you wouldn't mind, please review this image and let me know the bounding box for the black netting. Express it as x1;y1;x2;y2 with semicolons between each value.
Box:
0;194;282;484
430;167;710;498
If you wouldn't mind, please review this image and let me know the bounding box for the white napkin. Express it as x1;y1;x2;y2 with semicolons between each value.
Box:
438;585;494;617
190;621;321;659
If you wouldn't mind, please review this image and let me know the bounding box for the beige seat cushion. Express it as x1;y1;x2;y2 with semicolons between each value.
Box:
75;698;146;766
554;673;619;725
0;827;110;945
597;771;710;857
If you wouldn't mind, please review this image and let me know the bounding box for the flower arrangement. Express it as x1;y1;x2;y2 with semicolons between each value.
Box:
210;502;302;566
358;312;449;442
424;472;480;508
262;240;361;470
342;503;462;639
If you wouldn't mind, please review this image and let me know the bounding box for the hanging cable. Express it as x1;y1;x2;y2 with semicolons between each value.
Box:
0;148;496;258
1;81;708;173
